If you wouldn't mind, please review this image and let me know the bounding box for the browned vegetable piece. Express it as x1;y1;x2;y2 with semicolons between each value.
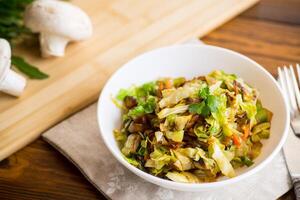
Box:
186;97;200;104
121;134;141;156
249;141;262;159
233;80;241;95
156;81;165;98
195;76;206;81
128;122;146;133
134;115;148;124
186;128;197;137
183;134;198;147
185;115;200;129
124;96;138;109
167;141;182;149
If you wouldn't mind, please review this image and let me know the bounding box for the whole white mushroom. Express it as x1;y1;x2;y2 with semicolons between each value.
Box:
0;39;26;97
24;0;93;57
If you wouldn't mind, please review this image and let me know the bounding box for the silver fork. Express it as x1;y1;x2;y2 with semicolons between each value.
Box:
279;64;300;199
278;64;300;136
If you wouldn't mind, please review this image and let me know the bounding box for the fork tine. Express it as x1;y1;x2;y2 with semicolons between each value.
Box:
296;63;300;86
283;66;298;116
278;67;293;116
289;65;300;111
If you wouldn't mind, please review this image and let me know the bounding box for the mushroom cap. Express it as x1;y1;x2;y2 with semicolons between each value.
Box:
0;39;11;82
24;0;92;41
0;39;11;60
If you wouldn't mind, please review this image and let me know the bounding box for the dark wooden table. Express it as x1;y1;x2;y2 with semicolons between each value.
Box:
0;0;299;199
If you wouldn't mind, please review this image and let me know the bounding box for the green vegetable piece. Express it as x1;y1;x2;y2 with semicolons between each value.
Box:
11;56;49;79
256;100;263;110
251;134;261;142
136;139;148;156
116;81;156;101
172;150;193;171
128;105;145;118
194;125;209;138
137;146;146;156
258;130;270;139
166;171;190;183
157;105;189;119
141;139;147;148
222;124;233;137
166;171;200;183
256;104;273;123
241;156;254;167
125;96;156;118
159;81;201;108
198;86;209;99
249;142;262;159
255;109;268;123
121;134;141;156
174;115;192;131
252;122;271;135
209;137;235;178
136;82;156;97
114;129;127;144
123;155;139;167
142;96;156;113
206;117;221;136
166;114;176;126
116;89;129;101
231;157;244;169
148;147;172;170
166;130;184;142
173;77;186;87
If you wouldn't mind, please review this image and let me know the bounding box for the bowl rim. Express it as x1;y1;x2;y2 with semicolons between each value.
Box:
97;44;290;190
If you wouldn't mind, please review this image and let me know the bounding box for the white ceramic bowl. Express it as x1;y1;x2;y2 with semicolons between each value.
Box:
97;44;289;191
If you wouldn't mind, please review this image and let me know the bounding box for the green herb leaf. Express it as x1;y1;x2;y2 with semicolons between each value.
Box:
11;56;49;79
0;0;49;80
188;101;210;117
201;105;211;116
198;86;209;99
206;95;220;113
189;102;205;114
0;0;34;42
189;94;220;116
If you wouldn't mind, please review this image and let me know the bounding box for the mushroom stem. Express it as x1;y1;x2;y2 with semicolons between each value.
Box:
0;69;26;96
39;33;70;57
0;38;26;97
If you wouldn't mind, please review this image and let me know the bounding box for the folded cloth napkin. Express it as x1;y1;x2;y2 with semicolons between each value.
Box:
43;41;292;200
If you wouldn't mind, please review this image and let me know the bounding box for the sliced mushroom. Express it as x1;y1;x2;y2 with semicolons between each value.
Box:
124;96;138;109
128;122;146;133
121;134;141;156
0;39;26;97
24;0;93;57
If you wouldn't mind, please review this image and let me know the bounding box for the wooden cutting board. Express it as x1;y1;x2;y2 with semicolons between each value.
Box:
0;0;259;160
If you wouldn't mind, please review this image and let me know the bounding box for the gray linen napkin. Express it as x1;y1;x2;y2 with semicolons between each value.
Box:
43;41;292;200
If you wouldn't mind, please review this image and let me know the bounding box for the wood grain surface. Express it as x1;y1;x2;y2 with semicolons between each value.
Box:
0;0;259;161
0;0;299;199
